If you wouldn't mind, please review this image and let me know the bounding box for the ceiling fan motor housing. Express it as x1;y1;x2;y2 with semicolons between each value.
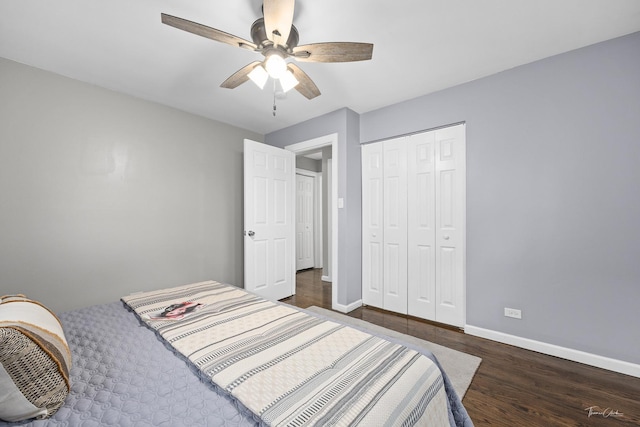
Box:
251;18;299;52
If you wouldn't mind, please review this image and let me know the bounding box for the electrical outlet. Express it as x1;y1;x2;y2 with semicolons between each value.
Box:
504;307;522;319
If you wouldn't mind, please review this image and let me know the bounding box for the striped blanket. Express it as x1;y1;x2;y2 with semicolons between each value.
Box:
122;281;451;426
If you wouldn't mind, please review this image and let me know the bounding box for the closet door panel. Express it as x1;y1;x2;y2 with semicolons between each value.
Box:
383;138;408;314
434;125;466;327
362;143;384;308
407;132;436;319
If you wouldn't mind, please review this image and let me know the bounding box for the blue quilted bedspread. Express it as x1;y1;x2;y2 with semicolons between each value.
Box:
1;301;260;427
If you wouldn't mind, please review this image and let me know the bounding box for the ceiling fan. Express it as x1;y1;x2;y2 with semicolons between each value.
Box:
161;0;373;100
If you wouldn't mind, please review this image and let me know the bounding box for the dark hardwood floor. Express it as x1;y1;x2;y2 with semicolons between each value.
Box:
282;269;640;426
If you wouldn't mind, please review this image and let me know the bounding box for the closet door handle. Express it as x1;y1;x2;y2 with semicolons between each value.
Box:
443;235;450;240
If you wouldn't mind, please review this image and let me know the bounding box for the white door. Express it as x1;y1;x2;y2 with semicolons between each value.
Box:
407;131;437;320
361;143;384;308
434;125;466;327
361;124;466;327
383;137;408;314
244;139;295;301
295;173;315;270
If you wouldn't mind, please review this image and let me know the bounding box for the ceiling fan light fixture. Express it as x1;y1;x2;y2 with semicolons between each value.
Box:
248;64;268;89
280;69;299;93
161;0;373;102
265;52;287;79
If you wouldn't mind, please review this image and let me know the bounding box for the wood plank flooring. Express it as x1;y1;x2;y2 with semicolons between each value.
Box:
282;269;640;426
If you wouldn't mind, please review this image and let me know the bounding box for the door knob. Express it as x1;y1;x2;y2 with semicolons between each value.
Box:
443;235;450;240
247;231;255;237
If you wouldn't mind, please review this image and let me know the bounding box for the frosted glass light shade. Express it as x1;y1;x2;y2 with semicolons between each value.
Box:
248;65;268;89
280;69;299;92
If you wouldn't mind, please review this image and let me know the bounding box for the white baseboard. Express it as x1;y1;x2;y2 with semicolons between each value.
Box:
332;299;362;314
465;325;640;379
321;275;332;283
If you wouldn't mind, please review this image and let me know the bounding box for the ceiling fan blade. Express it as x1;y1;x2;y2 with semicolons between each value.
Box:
220;61;263;89
161;13;257;51
263;0;295;46
288;63;320;100
293;42;373;63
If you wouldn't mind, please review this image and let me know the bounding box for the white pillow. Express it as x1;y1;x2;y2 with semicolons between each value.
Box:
0;295;71;422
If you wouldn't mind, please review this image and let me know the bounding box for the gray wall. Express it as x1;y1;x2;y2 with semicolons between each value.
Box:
295;156;321;172
0;57;262;313
361;32;640;364
265;108;362;307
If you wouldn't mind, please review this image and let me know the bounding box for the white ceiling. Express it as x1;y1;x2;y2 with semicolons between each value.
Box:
2;1;640;135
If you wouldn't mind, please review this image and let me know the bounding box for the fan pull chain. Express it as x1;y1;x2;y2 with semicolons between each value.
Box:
272;80;277;117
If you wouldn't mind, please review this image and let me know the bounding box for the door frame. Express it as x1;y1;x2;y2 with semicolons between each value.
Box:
285;134;339;311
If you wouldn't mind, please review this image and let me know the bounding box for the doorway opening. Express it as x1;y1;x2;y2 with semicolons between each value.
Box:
285;134;339;311
295;148;331;277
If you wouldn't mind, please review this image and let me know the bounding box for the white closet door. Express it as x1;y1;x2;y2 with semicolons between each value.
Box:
434;125;466;327
361;143;384;308
383;137;408;314
361;124;465;326
407;132;436;319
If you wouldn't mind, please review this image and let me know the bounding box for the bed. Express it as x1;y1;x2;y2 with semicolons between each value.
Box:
1;281;473;426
